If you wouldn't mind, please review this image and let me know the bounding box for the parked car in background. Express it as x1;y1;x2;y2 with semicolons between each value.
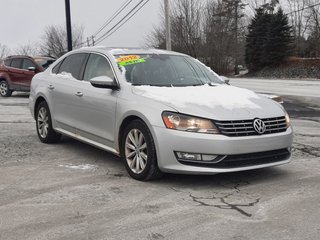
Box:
0;55;55;97
29;47;293;181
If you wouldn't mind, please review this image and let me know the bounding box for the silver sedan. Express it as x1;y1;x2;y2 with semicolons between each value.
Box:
29;47;293;180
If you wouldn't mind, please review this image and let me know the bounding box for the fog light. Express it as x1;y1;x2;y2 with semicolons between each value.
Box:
175;152;220;162
176;152;202;161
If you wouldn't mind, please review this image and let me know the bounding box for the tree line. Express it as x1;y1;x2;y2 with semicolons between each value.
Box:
147;0;320;74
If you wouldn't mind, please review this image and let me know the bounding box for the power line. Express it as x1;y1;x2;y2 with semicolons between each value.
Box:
285;2;320;15
95;0;149;45
93;0;134;37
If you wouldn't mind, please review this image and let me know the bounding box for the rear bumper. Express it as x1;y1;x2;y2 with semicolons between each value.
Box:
152;126;293;174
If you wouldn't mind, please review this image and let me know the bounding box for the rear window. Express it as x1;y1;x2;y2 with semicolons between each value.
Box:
4;59;12;66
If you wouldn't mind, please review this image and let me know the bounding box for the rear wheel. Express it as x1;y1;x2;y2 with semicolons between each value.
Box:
0;80;12;97
36;101;61;143
121;119;163;181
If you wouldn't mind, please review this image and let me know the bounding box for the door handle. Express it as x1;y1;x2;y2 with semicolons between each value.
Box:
75;92;83;97
48;85;54;90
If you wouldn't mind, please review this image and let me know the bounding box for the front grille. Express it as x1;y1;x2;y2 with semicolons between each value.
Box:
214;116;287;137
178;148;291;169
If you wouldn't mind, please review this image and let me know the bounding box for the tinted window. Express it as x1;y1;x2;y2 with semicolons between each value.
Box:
83;54;115;81
52;61;62;74
10;59;22;69
4;59;12;66
22;59;35;70
58;53;88;80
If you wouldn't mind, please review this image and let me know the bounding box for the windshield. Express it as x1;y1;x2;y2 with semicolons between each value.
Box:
115;54;224;87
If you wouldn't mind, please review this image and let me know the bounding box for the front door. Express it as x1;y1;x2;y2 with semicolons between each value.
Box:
73;53;118;148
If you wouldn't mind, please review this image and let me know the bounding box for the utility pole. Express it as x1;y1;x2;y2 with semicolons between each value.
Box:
91;36;95;46
164;0;172;51
65;0;73;52
234;0;239;75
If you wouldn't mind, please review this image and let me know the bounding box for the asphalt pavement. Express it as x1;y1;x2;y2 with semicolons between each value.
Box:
0;80;319;240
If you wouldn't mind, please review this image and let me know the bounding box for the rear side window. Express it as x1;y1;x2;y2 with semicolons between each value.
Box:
22;59;36;70
52;61;63;74
10;59;22;69
4;59;12;66
83;54;115;81
58;53;88;80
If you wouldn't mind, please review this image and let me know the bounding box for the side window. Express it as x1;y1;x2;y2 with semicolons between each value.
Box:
22;59;36;70
10;58;22;69
52;60;63;74
83;54;115;81
4;59;12;66
58;53;88;80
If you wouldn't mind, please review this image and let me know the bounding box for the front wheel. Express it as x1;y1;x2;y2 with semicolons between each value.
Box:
36;101;61;143
0;80;12;97
121;120;163;181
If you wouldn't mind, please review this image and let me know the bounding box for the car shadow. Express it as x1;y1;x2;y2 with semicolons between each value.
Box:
158;168;291;187
58;136;291;186
12;92;29;98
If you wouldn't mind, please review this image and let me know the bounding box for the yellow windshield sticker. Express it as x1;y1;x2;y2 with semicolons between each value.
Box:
117;55;146;66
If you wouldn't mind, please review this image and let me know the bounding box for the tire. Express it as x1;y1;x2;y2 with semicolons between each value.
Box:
121;119;163;181
36;101;61;143
0;80;12;97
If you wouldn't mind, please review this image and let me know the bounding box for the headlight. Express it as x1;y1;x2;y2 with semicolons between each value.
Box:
162;112;220;134
285;111;291;128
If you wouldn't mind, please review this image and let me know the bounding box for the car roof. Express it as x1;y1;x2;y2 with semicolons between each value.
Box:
5;55;33;59
77;46;187;57
33;56;56;60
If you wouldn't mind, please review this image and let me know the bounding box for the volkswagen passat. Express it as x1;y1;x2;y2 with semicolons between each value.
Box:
29;47;293;180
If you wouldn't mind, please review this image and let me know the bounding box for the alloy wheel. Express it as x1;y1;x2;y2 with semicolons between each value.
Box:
37;107;49;138
0;82;8;96
125;129;148;174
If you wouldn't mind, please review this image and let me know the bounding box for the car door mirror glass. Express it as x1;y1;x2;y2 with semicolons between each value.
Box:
89;76;118;89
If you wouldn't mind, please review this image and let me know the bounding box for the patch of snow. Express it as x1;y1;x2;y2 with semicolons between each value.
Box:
59;164;97;171
132;85;262;110
109;48;131;55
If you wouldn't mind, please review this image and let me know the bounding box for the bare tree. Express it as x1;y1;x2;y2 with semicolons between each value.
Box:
15;43;38;56
146;0;248;74
0;43;10;59
170;0;203;58
39;25;84;58
305;2;320;57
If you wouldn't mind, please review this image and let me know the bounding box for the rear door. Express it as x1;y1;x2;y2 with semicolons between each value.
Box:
48;53;89;133
8;58;24;87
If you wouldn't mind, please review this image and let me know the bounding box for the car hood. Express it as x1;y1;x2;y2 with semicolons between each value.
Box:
132;85;285;120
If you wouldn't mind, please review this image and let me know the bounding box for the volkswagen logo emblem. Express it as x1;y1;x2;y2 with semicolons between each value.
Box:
253;118;266;134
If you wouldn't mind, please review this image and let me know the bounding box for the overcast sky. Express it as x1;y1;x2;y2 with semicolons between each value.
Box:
0;0;162;51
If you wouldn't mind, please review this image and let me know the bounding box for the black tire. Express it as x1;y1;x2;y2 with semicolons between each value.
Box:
0;80;12;97
36;101;61;143
121;119;163;181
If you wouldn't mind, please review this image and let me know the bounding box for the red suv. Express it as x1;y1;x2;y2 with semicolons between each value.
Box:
0;55;55;97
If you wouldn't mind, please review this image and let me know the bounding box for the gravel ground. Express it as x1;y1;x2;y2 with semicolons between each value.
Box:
0;93;319;240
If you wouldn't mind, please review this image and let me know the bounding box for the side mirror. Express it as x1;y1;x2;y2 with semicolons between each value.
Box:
28;66;36;72
220;76;230;85
89;76;119;90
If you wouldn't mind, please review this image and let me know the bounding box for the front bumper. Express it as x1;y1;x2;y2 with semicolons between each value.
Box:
152;126;293;174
